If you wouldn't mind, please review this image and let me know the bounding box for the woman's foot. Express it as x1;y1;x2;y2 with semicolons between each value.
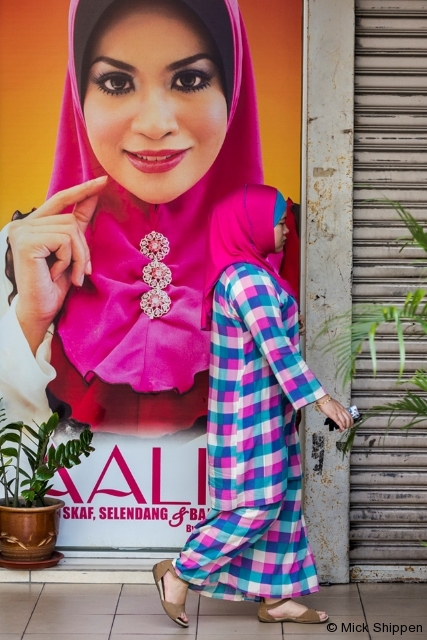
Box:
263;597;328;621
152;560;189;627
162;565;189;625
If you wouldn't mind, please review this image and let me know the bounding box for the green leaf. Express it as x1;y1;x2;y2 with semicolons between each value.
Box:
23;424;42;441
368;324;378;376
42;413;59;438
404;289;426;316
55;443;66;466
0;447;18;458
21;490;35;502
0;422;24;432
338;425;358;456
67;454;82;466
47;445;56;467
34;465;54;481
0;432;21;445
0;432;22;445
21;443;37;463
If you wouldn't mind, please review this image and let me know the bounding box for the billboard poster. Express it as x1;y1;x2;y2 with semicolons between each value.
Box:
0;0;303;550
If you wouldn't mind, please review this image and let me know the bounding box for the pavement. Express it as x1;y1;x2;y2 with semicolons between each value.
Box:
0;581;426;639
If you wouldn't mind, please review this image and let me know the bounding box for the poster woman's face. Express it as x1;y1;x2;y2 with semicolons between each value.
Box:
83;3;228;205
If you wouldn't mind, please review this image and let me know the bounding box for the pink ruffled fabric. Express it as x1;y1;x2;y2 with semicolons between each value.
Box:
48;0;264;394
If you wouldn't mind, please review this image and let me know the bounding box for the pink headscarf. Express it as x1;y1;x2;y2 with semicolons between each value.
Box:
48;0;263;394
202;184;296;329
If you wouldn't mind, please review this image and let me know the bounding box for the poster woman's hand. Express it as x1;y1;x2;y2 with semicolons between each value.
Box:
315;395;354;432
8;176;108;354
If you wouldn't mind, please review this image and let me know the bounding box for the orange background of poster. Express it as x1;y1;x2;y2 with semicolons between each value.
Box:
0;0;302;224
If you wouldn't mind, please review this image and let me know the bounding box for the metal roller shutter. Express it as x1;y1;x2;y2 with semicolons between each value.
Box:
351;0;427;580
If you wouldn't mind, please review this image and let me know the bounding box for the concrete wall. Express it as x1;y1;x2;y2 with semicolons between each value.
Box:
301;0;355;583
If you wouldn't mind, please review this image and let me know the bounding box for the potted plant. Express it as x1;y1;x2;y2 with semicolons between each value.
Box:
0;407;94;566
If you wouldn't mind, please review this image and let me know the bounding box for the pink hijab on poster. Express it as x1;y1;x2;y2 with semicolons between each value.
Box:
202;184;296;329
48;0;267;394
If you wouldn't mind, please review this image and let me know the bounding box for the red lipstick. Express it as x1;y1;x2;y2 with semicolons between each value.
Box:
125;149;189;174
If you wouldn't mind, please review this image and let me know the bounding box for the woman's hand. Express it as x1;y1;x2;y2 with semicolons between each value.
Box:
8;176;108;355
315;395;354;432
298;313;306;336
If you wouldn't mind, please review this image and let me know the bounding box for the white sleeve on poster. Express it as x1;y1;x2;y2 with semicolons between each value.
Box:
0;224;54;424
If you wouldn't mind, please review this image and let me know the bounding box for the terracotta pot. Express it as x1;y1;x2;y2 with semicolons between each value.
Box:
0;498;65;562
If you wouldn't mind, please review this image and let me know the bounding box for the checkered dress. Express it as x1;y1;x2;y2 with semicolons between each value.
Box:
175;264;326;600
208;263;326;511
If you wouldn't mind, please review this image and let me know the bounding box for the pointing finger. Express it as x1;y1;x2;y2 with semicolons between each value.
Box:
29;176;108;221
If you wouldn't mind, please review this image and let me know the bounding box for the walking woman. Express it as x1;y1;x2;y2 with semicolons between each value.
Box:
153;185;353;627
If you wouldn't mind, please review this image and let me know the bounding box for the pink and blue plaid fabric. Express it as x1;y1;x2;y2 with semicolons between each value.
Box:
208;263;326;511
176;485;319;601
175;264;325;600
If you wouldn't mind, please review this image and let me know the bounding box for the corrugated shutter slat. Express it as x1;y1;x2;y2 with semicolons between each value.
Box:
352;0;427;569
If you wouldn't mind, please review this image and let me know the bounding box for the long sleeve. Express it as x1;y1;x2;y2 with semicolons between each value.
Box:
0;225;55;425
225;264;327;410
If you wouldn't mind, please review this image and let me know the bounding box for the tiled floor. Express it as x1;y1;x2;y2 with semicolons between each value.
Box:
0;581;427;639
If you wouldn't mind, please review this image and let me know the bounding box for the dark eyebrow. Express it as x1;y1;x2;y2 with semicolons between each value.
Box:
90;53;215;74
90;56;136;72
167;53;215;71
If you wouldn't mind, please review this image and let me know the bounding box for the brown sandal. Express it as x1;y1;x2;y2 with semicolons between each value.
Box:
152;559;189;628
258;598;329;624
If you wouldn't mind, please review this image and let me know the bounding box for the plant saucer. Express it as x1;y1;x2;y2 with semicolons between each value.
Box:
0;550;64;570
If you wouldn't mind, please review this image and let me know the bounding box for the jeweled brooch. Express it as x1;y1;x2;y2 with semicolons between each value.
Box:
139;231;172;319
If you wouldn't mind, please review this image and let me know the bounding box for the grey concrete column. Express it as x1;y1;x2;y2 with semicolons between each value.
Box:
301;0;355;583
